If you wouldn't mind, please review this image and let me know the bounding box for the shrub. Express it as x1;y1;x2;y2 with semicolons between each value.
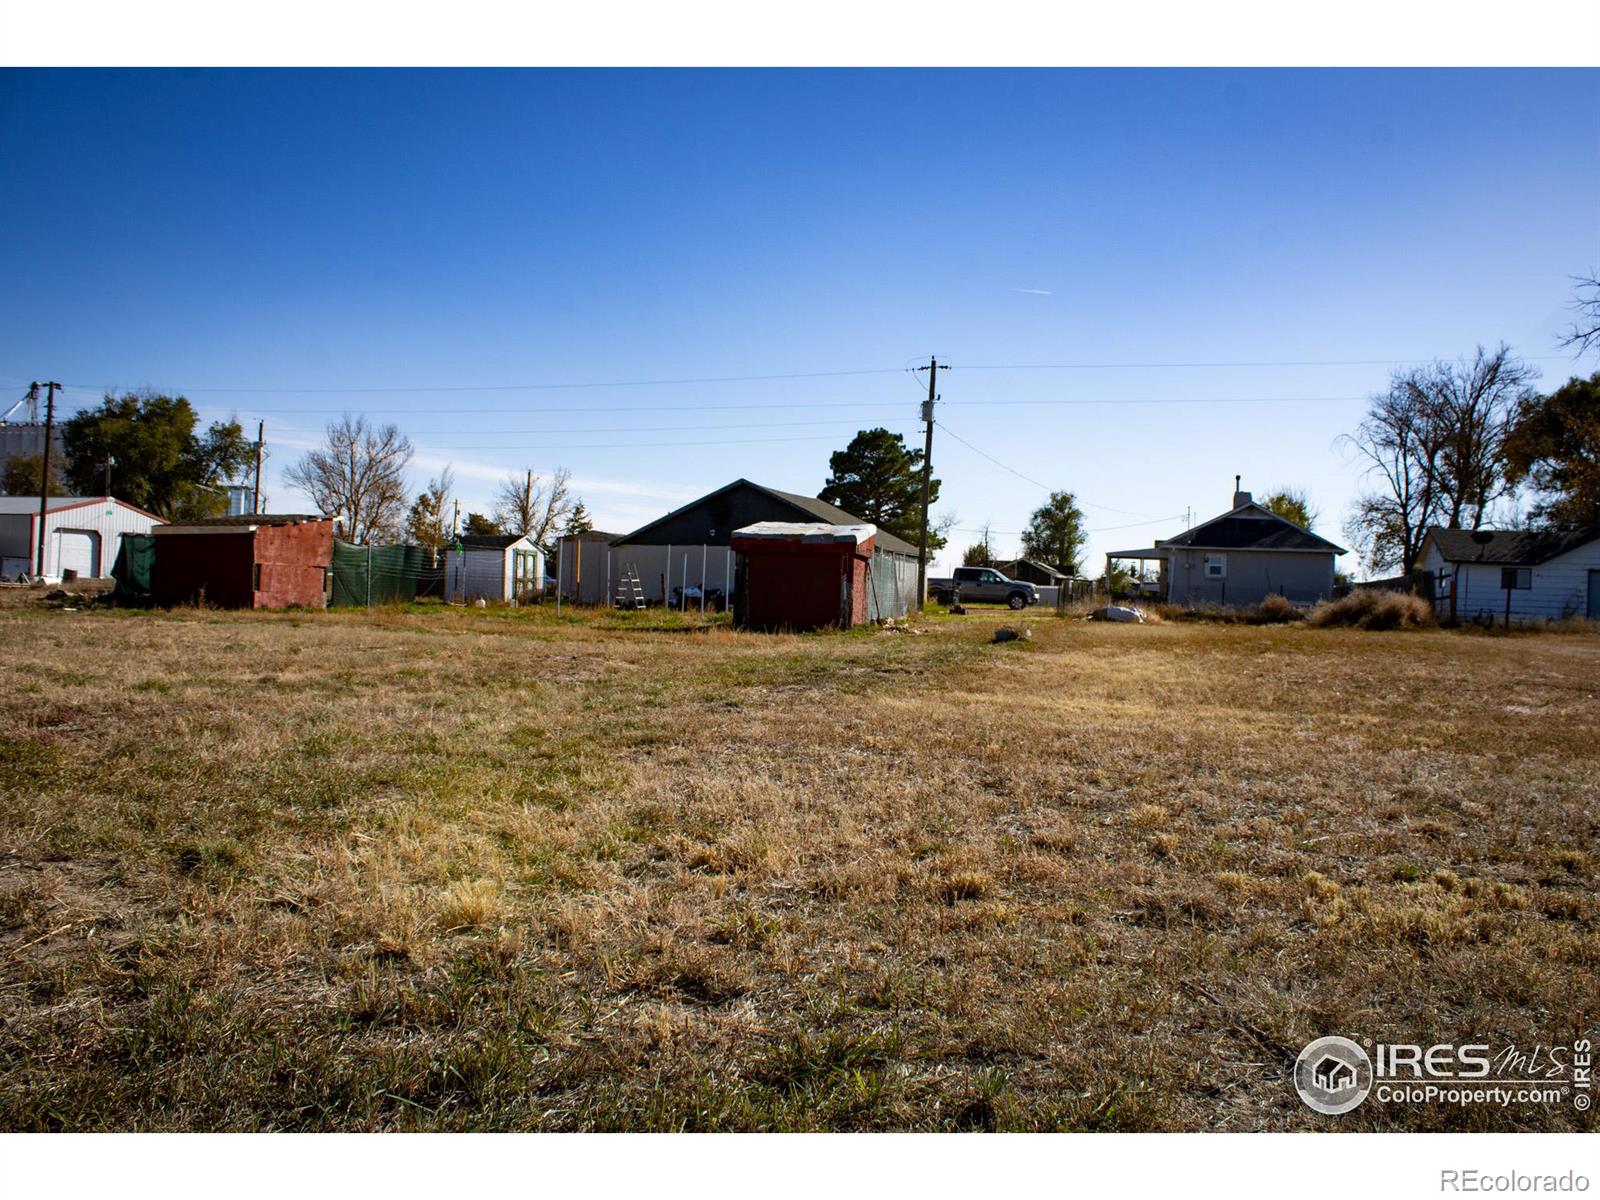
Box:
1250;594;1304;624
1154;597;1303;625
1306;589;1434;630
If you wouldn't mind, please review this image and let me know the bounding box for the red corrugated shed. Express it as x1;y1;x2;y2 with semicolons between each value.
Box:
730;522;876;631
151;515;332;609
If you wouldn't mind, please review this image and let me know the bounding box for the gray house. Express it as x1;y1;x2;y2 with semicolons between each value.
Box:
1107;485;1346;607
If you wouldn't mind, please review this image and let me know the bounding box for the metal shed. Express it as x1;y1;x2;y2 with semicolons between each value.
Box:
0;495;164;581
445;532;543;604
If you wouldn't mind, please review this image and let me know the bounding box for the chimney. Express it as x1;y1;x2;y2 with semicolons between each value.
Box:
1232;475;1252;509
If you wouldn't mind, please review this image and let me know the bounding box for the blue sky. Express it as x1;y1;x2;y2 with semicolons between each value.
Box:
3;68;1596;573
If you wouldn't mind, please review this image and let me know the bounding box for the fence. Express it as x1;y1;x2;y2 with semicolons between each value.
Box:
330;541;445;607
110;532;156;605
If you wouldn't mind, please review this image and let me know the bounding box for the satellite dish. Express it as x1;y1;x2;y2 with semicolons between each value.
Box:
1470;530;1494;545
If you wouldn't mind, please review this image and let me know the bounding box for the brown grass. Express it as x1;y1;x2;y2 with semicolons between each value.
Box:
0;602;1595;1131
1307;589;1435;630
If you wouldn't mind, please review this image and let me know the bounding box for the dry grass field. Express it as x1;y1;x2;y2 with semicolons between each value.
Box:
1;597;1596;1131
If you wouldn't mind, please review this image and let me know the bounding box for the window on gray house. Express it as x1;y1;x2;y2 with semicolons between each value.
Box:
1500;567;1531;590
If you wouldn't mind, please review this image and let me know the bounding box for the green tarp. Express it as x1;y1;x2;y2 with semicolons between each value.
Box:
330;540;443;607
110;533;156;605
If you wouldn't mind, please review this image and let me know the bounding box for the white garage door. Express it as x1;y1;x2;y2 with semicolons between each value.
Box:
55;529;100;578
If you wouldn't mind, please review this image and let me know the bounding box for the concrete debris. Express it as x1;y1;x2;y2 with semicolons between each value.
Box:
1087;604;1146;623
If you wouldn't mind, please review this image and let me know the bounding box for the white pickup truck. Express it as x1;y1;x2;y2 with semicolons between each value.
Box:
927;566;1039;609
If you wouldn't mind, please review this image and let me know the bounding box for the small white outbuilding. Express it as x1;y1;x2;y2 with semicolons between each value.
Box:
444;532;544;604
1417;526;1600;624
0;495;164;581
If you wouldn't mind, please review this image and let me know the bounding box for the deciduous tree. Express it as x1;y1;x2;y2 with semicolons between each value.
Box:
1261;488;1317;530
1342;346;1535;573
961;522;995;567
60;391;253;520
1019;490;1086;575
493;466;577;557
1503;371;1600;530
1560;273;1600;357
1;453;65;497
405;467;455;548
284;414;414;544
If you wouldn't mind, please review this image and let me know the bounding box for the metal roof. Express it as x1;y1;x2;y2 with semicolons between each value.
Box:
0;495;111;514
733;521;876;544
169;513;327;527
0;495;163;521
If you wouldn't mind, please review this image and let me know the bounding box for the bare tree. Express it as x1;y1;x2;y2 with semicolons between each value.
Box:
285;414;414;544
1559;273;1600;357
493;466;577;557
1341;345;1535;574
1433;345;1537;530
1342;381;1446;575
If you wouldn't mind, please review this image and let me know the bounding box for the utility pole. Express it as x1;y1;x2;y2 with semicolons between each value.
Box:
252;421;264;515
103;455;114;496
35;382;60;579
912;357;948;607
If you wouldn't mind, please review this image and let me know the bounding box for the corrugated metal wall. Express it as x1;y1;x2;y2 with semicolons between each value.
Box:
606;544;737;605
2;500;162;579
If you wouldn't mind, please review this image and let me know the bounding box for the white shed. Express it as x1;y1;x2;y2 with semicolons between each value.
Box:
0;495;164;581
445;532;543;604
1417;526;1600;624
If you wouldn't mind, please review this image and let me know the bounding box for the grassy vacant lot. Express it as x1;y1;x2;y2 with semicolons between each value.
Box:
1;599;1595;1131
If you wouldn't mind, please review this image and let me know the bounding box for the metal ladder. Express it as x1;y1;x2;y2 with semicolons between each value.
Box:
615;564;646;609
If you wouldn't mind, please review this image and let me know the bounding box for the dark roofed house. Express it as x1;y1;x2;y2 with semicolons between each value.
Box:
607;479;920;611
1106;481;1346;607
1418;525;1600;624
994;558;1068;587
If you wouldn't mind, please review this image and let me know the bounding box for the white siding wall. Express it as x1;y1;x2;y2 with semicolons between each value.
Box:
0;500;161;579
446;548;510;602
1423;538;1600;623
445;538;541;602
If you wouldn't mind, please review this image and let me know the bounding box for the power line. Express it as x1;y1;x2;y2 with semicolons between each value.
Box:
47;366;908;396
934;418;1168;519
957;355;1576;371
21;352;1576;399
404;431;919;452
31;387;1376;418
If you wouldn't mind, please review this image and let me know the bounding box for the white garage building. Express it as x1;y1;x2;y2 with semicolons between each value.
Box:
0;496;164;581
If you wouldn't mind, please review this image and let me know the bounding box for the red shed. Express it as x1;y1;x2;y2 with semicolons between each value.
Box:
151;514;333;609
730;522;877;631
